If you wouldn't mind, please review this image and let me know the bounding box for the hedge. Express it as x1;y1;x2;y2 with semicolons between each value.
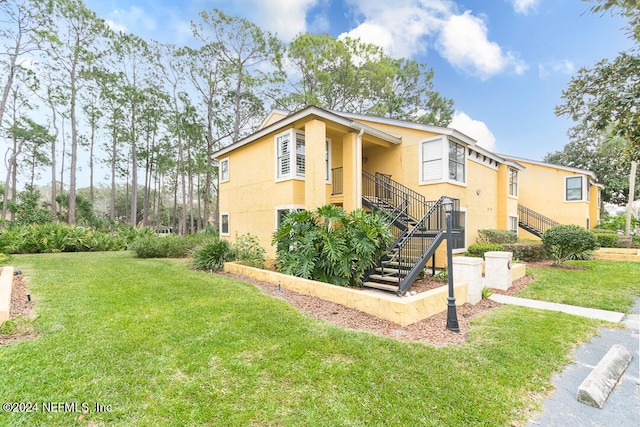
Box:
477;229;518;244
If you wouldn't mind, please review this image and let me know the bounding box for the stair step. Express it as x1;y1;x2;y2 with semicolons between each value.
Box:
383;261;416;269
368;274;401;283
375;267;401;275
362;281;399;292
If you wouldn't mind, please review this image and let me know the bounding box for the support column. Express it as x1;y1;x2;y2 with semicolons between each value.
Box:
453;256;483;304
485;251;513;291
342;132;361;212
304;119;327;211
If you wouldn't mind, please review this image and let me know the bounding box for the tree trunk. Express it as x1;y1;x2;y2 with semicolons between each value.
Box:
59;116;65;195
625;160;637;236
49;97;58;220
110;133;117;222
68;60;79;225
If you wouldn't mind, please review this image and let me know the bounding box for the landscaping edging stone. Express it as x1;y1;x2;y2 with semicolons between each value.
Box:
0;266;14;324
223;262;467;326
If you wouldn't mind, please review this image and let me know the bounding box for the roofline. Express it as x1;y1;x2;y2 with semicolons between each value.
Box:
499;154;597;179
329;109;478;146
213;106;402;158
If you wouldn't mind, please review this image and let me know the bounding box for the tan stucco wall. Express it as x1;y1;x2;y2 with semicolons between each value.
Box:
516;160;594;229
218;130;307;257
224;262;467;326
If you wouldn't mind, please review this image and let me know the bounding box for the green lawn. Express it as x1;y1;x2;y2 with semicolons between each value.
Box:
0;252;621;426
521;261;640;312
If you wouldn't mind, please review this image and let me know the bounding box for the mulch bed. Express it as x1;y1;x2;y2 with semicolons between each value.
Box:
219;269;535;347
2;260;559;347
0;273;38;346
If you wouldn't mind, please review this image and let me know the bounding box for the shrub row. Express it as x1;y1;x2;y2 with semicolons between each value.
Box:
0;223;153;254
128;232;267;272
465;241;549;261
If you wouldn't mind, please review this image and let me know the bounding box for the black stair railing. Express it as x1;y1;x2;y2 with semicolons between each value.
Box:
518;204;559;237
362;171;433;225
361;171;459;295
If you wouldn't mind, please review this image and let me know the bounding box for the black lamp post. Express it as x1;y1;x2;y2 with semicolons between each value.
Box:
442;197;460;332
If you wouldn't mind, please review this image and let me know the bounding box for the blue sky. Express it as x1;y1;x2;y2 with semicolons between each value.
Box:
85;0;635;160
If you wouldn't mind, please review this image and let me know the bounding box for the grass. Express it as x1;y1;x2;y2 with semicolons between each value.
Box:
0;252;624;426
521;260;640;312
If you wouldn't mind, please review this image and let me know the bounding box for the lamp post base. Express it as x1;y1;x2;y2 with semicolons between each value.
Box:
446;297;460;332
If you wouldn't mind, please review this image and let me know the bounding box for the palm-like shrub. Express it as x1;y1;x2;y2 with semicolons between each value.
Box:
272;205;392;287
542;225;598;265
191;239;235;272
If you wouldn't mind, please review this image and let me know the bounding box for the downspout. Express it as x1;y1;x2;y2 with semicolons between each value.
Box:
356;128;364;209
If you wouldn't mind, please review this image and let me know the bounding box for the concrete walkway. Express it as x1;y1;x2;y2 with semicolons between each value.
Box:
490;295;639;426
489;294;626;323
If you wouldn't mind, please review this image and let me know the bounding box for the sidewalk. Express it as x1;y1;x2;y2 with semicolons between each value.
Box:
498;297;640;427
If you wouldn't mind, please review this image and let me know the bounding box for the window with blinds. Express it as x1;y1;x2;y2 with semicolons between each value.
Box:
420;137;466;184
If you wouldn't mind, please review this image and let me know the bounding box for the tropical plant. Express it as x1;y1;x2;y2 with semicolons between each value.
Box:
272;205;392;287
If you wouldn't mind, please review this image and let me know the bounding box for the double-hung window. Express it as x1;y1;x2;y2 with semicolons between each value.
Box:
448;141;465;182
508;167;518;197
420;137;466;185
565;176;583;201
220;213;229;236
219;157;229;183
276;129;306;180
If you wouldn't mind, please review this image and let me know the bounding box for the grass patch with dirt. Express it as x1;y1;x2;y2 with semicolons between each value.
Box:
0;252;607;426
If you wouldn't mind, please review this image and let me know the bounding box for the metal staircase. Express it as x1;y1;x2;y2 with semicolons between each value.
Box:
518;204;559;237
361;171;459;296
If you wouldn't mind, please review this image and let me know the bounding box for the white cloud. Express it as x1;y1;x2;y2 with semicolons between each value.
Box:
105;6;156;34
338;0;526;80
241;0;318;41
449;111;497;152
538;59;575;79
341;0;448;58
510;0;541;15
105;20;127;33
436;11;527;80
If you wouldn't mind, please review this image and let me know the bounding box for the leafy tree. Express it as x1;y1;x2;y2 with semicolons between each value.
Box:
544;129;637;206
556;1;640;234
586;0;640;42
0;0;43;129
6;184;52;225
37;0;111;224
281;34;454;126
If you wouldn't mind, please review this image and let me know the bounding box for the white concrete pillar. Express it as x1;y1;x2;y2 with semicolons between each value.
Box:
485;251;513;291
453;257;484;304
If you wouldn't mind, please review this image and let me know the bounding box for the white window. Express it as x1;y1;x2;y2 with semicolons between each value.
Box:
219;157;229;183
325;138;332;183
448;141;465;182
420;136;466;185
275;205;305;229
509;216;518;234
220;213;229;236
508;168;518;197
275;129;306;181
565;176;583;201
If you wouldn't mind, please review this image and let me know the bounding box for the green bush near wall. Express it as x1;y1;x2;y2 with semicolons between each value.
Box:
595;233;619;248
502;242;549;261
465;243;504;258
477;229;518;244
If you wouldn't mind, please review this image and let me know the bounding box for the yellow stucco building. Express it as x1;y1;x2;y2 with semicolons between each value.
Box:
214;106;602;294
